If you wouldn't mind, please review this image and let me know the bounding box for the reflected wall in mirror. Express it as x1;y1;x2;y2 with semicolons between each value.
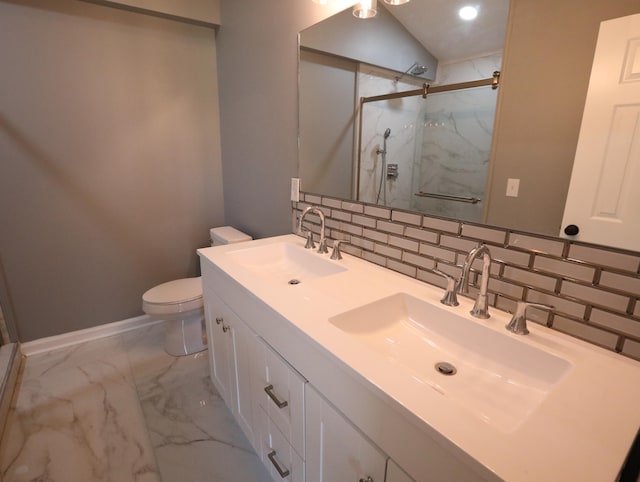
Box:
299;0;640;252
300;0;507;226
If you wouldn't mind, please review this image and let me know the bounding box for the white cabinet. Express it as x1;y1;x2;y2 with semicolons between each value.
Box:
305;385;387;482
256;406;305;482
203;288;259;449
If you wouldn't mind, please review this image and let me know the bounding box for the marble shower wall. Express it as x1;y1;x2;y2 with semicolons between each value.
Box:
357;65;423;209
412;53;503;222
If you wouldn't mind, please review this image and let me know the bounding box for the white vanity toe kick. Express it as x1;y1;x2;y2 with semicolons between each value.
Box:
198;234;640;482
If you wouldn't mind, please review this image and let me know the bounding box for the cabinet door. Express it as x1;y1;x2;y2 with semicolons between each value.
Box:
305;386;387;482
203;290;233;407
229;312;261;450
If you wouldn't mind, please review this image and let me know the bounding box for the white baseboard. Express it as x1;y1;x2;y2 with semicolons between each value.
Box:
20;315;164;357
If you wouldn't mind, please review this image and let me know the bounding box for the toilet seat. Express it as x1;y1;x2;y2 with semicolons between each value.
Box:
142;277;203;315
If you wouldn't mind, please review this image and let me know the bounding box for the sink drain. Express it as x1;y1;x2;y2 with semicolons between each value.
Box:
288;279;301;285
435;362;457;376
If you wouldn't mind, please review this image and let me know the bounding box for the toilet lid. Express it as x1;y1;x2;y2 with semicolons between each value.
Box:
143;277;203;305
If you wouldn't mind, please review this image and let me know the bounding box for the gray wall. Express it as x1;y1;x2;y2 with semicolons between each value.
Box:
485;0;640;235
216;0;340;238
0;0;224;341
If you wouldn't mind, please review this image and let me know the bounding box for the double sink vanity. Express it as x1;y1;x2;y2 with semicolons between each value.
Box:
198;233;640;482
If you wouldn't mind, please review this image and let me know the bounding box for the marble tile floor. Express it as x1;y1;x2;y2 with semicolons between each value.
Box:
0;322;273;482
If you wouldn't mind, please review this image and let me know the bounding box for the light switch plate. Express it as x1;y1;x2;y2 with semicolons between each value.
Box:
506;178;520;197
291;178;300;202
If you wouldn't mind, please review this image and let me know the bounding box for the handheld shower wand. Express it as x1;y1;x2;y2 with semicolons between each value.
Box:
376;128;392;204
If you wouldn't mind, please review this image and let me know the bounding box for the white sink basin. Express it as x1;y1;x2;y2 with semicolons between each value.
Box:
329;293;572;432
226;241;347;284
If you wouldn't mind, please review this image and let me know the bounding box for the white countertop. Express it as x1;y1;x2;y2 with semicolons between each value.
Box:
199;234;640;482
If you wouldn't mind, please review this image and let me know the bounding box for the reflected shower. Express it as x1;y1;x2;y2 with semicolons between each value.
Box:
376;128;392;205
395;62;428;83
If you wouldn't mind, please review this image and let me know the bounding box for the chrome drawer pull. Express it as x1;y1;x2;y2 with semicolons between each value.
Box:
264;384;288;409
222;324;230;333
215;317;223;325
267;450;290;478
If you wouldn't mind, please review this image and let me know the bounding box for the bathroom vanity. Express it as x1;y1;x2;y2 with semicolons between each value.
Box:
198;234;640;482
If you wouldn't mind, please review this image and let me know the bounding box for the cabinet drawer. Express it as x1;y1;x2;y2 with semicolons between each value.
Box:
254;339;306;457
257;407;305;482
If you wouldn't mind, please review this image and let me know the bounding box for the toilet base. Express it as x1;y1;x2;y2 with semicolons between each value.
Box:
164;311;206;357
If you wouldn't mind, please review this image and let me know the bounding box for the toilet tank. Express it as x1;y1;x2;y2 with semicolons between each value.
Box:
210;226;252;246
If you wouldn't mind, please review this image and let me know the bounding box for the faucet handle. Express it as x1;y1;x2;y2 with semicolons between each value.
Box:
303;229;315;249
432;269;459;307
330;240;346;260
505;301;554;335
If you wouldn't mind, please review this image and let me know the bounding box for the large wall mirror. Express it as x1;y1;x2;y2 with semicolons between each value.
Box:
298;0;640;253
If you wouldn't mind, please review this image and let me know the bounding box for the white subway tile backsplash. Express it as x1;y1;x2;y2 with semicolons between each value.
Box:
488;278;524;299
423;217;459;233
331;209;352;222
402;252;436;270
391;210;422;225
341;201;365;213
560;281;630;313
502;266;557;292
363;228;388;244
376;220;404;235
439;235;478;253
461;224;506;245
419;244;457;263
599;271;640;295
489;245;531;267
568;244;640;273
364;205;391;219
526;290;586;319
352;214;377;228
533;256;596;283
375;243;402;260
362;250;386;266
553;316;619;350
622;338;640;360
589;308;640;338
389;235;419;252
508;233;565;256
322;197;342;208
405;226;439;243
296;192;640;360
304;194;322;204
387;259;417;278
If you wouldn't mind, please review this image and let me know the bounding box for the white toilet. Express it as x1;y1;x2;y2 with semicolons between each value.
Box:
142;226;252;356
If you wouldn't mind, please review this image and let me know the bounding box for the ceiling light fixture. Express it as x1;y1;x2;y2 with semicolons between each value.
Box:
353;0;377;19
383;0;410;5
459;5;478;20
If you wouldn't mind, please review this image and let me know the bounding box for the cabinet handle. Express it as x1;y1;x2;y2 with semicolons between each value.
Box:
215;317;223;325
267;450;290;478
222;324;230;333
359;478;374;482
264;384;288;409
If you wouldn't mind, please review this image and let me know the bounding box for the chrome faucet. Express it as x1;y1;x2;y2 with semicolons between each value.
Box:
456;245;492;319
298;206;328;254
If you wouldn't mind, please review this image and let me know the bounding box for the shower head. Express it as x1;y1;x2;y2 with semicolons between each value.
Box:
395;62;428;82
384;128;391;139
410;64;427;75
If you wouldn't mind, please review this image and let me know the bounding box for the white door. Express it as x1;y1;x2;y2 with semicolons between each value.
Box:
561;13;640;251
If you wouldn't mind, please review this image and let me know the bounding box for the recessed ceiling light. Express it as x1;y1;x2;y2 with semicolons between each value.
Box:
459;5;478;20
384;0;411;5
